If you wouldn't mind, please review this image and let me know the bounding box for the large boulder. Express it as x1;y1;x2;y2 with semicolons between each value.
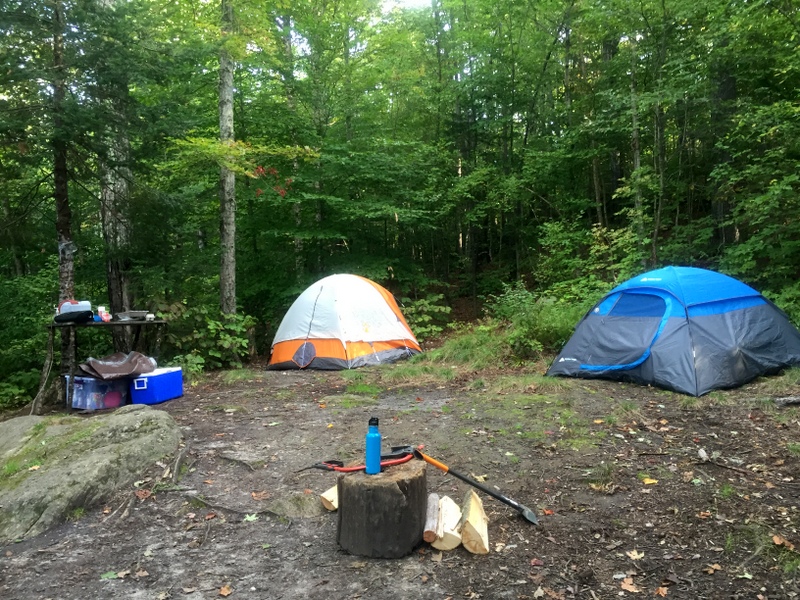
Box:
0;404;181;543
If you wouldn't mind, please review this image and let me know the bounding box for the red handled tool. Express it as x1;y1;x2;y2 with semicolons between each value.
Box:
298;445;414;473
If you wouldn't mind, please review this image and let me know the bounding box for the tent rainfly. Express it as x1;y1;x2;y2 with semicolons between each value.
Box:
267;274;421;370
546;266;800;396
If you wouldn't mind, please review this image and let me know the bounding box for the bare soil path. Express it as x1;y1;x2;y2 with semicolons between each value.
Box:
2;364;799;600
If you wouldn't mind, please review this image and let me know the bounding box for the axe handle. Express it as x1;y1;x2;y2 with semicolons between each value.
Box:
416;451;450;473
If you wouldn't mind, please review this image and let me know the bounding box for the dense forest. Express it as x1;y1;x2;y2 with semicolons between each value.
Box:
1;0;798;407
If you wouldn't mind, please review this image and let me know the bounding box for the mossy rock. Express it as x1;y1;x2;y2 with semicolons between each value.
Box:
0;405;181;542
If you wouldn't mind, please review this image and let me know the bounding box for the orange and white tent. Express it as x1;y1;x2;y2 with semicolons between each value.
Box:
267;274;422;370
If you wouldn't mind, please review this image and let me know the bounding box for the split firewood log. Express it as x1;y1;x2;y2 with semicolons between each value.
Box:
320;485;338;511
460;490;489;554
431;494;462;551
423;493;439;543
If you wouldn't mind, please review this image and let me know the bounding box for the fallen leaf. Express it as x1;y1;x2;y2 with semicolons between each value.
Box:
703;563;722;574
642;477;658;485
620;577;640;592
116;569;130;578
626;549;645;560
416;396;423;402
99;571;117;580
543;508;555;516
773;534;795;550
696;511;712;519
134;489;152;501
303;488;313;494
654;586;668;597
182;588;197;593
243;514;259;522
135;569;149;578
421;575;428;582
205;512;217;521
28;465;41;471
250;491;270;501
533;587;545;599
203;480;214;485
431;552;442;562
530;558;545;567
593;419;604;424
327;423;333;428
219;584;233;596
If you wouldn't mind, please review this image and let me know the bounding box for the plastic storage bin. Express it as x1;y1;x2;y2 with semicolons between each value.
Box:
130;367;183;405
65;375;128;410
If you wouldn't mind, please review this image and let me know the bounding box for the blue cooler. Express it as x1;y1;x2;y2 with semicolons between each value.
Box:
130;367;183;405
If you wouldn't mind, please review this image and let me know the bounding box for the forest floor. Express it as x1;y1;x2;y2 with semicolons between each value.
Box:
2;359;800;600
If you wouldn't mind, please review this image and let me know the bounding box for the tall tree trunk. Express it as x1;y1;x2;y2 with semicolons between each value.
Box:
650;0;669;265
277;14;305;281
97;0;134;347
53;0;73;302
710;35;737;247
219;0;236;315
629;42;646;268
100;119;133;350
52;0;74;391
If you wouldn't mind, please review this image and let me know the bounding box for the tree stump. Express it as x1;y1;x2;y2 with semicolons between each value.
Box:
336;459;427;558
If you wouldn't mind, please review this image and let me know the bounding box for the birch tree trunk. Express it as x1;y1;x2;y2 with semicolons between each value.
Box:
219;0;237;315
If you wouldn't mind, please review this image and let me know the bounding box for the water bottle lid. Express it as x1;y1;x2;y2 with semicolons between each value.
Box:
369;417;379;427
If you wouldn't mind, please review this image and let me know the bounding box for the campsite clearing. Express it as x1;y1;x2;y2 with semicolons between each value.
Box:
2;362;799;599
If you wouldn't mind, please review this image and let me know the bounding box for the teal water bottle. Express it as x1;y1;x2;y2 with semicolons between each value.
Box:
365;417;381;475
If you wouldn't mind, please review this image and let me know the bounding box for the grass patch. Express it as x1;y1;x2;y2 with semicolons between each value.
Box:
488;373;570;395
345;382;382;396
221;369;264;384
679;395;700;409
786;442;800;457
717;483;737;500
337;394;379;408
422;322;511;370
586;462;616;490
757;366;800;395
381;362;457;385
476;393;596;449
67;507;86;521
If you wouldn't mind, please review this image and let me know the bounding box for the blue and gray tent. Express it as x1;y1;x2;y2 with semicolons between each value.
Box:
546;266;800;396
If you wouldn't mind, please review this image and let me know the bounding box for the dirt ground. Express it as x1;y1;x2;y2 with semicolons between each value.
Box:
1;361;800;600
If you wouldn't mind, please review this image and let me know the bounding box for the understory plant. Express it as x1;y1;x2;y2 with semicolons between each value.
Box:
161;303;256;370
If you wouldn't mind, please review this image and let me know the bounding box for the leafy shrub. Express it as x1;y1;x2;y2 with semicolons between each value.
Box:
485;281;588;359
400;293;452;342
0;369;41;410
160;303;256;370
170;354;206;383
